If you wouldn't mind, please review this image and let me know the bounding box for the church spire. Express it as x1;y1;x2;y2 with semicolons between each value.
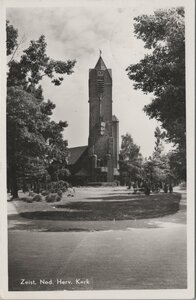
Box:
95;53;107;70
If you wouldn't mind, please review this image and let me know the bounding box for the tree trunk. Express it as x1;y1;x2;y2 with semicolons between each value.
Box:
10;165;18;198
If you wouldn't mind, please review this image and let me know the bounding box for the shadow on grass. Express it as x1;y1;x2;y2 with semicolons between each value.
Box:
20;193;181;221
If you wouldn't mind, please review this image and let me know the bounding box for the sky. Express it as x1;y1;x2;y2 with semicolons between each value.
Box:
7;4;174;158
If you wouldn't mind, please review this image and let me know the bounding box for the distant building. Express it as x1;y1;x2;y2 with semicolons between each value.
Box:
68;55;119;184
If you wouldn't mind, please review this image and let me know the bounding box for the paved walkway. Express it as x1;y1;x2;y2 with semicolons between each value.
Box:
8;224;186;291
7;201;18;215
173;187;186;206
7;187;187;291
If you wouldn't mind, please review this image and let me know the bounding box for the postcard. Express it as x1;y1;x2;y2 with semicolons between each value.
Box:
0;0;195;299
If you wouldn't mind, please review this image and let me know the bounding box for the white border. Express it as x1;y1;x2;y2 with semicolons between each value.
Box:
0;0;195;299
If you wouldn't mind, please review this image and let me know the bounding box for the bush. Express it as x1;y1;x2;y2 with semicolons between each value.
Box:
41;190;50;196
29;191;35;197
55;195;61;202
21;196;33;203
45;193;61;203
47;181;69;193
57;190;63;197
21;193;43;203
32;194;42;202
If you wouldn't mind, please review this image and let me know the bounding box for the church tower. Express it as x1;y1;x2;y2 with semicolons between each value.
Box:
88;54;119;182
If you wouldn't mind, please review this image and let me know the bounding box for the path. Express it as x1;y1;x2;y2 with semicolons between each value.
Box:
7;187;187;291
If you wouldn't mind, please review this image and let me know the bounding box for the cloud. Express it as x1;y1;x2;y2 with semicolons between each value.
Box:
6;6;165;157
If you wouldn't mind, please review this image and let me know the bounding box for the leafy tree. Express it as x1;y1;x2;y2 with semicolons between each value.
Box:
153;126;165;158
7;35;76;88
119;133;143;185
6;22;76;197
167;150;186;182
142;127;175;191
6;20;18;56
126;7;186;179
7;86;69;196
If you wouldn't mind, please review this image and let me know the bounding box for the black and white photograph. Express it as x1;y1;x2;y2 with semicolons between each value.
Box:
0;0;195;299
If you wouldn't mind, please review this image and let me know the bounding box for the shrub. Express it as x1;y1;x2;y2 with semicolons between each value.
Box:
55;195;61;202
57;190;63;197
22;196;33;203
32;194;42;202
47;181;69;193
45;193;61;203
29;191;35;197
21;193;43;203
41;190;50;196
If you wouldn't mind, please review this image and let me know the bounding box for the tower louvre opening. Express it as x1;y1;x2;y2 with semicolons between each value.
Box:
97;77;104;94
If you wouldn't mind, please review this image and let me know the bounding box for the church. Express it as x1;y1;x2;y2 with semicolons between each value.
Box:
68;54;119;185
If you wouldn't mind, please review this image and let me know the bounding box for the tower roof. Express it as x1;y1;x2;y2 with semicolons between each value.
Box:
95;56;107;70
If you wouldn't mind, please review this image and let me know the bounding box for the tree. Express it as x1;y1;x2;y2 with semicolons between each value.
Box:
126;8;186;179
6;21;76;197
167;150;186;183
7;34;76;88
153;126;164;158
119;133;143;185
6;20;18;56
142;127;175;191
7;86;69;196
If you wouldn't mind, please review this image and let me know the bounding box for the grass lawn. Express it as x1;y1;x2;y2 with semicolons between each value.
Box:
10;188;181;221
